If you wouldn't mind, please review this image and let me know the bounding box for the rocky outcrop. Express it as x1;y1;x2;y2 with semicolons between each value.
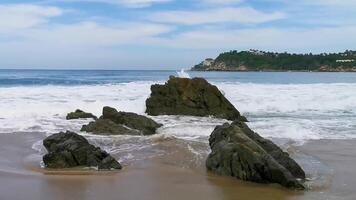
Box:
43;131;122;170
192;50;356;72
318;65;356;72
146;76;247;121
81;107;162;136
81;119;140;136
192;59;248;71
66;109;97;120
206;121;305;189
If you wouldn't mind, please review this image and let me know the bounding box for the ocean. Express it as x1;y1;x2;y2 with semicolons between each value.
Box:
1;69;355;142
1;69;356;199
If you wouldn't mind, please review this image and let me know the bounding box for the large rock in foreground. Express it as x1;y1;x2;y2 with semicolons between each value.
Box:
146;76;247;121
81;107;162;136
66;109;97;120
43;131;122;170
206;121;305;189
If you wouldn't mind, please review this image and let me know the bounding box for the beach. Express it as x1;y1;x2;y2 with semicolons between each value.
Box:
1;70;356;199
1;0;355;198
0;132;356;200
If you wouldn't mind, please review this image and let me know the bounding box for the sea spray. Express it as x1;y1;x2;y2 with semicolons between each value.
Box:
1;82;356;142
177;69;191;78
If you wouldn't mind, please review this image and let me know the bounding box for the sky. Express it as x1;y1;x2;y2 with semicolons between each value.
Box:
0;0;355;69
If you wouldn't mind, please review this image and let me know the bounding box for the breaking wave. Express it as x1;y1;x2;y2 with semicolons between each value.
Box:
0;81;356;143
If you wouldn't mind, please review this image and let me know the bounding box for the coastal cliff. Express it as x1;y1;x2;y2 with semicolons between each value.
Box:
192;50;356;72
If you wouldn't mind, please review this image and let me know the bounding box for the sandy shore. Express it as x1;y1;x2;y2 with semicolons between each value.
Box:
298;139;356;200
0;132;355;200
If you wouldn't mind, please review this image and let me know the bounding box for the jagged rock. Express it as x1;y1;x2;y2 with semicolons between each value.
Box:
66;109;97;120
146;76;247;121
43;131;122;170
81;119;140;136
81;106;162;136
206;121;305;189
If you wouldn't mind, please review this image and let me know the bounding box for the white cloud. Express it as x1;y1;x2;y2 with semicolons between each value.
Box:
22;21;172;47
0;20;173;68
148;26;356;53
149;7;286;25
119;0;172;7
0;2;354;68
45;0;172;8
200;0;244;5
0;4;62;32
304;0;356;7
269;0;356;9
2;24;355;68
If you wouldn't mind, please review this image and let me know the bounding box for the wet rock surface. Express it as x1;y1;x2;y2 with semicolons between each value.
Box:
43;131;122;170
81;118;140;136
146;76;247;121
66;109;97;120
81;106;162;136
206;121;305;189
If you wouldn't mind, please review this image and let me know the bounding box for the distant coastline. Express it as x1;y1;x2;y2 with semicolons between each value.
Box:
190;69;356;72
191;49;356;72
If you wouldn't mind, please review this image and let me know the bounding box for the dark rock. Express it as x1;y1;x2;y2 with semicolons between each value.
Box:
233;121;306;179
146;76;247;121
206;121;305;189
81;119;141;136
81;107;162;136
66;109;97;120
100;106;162;136
43;131;122;170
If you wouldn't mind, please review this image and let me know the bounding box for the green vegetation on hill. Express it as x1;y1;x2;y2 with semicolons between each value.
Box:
192;50;356;71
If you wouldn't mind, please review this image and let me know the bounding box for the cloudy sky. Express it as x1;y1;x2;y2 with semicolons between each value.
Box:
0;0;355;69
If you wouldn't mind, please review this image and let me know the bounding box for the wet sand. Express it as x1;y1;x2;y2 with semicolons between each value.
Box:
0;132;355;200
298;139;356;200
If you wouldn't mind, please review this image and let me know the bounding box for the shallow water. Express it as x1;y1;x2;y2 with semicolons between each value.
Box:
1;132;352;200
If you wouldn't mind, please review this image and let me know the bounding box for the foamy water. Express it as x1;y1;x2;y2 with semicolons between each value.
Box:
1;70;354;193
1;81;356;143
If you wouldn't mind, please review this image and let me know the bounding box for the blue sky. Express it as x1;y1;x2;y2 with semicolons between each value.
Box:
0;0;355;69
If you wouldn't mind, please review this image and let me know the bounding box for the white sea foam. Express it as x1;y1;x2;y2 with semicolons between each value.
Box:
216;82;356;142
1;81;356;143
153;115;228;142
218;82;356;115
0;82;155;133
177;69;191;78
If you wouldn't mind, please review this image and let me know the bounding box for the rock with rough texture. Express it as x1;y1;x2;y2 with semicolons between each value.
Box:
43;131;122;170
146;76;247;121
66;109;97;120
100;106;162;135
81;107;162;136
206;121;305;189
81;119;141;136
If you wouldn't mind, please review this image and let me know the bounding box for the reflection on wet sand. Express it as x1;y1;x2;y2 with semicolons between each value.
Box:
0;132;355;200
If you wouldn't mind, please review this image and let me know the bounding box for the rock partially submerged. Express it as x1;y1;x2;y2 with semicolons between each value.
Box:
66;109;97;120
146;76;247;121
81;106;162;136
81;119;140;136
206;121;305;189
43;131;122;170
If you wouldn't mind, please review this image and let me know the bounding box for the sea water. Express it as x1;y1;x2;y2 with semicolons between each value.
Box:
0;69;354;197
1;69;356;164
1;69;356;139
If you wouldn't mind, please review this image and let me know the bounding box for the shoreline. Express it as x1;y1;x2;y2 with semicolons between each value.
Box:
1;132;356;199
